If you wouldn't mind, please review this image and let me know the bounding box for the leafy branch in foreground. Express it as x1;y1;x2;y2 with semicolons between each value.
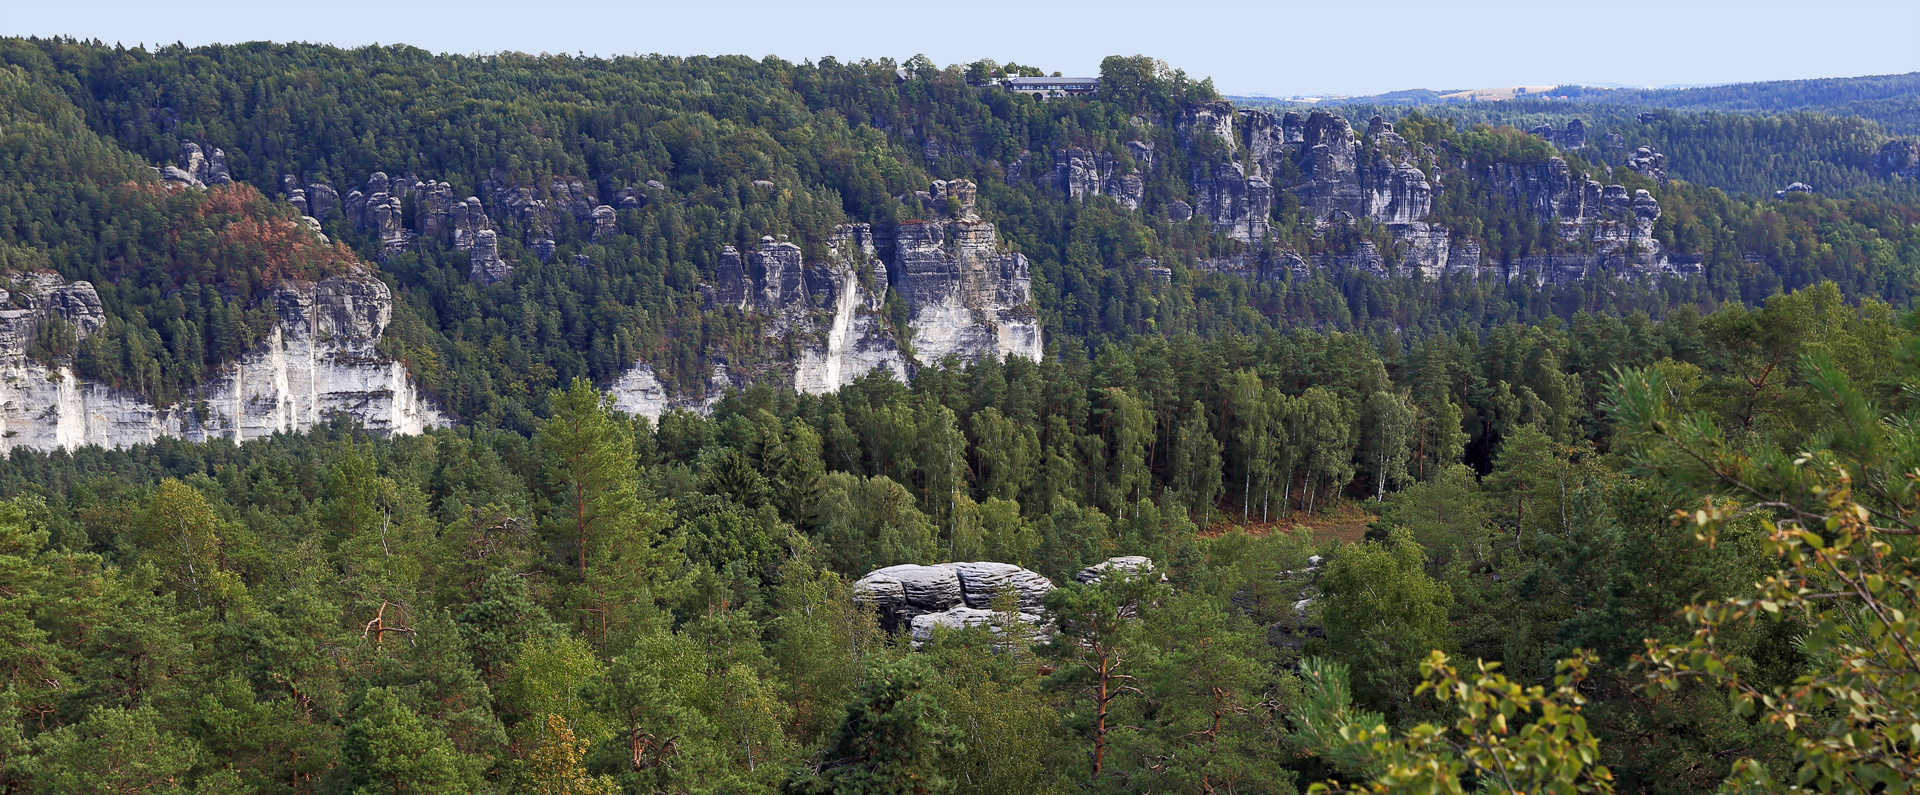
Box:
1608;344;1920;792
1293;652;1614;794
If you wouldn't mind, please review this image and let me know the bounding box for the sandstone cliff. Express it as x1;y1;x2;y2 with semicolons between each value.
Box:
0;271;445;453
1159;103;1697;285
608;179;1041;418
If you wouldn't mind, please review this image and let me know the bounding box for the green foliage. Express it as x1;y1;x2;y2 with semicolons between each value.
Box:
1609;327;1920;792
2;28;1919;792
18;705;205;795
334;687;475;795
784;657;960;795
1294;652;1616;795
1313;529;1455;720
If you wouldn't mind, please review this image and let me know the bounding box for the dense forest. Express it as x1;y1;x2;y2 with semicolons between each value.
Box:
2;37;1920;794
1235;100;1920;202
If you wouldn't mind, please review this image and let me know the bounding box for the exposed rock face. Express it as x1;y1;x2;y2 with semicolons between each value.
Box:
606;362;742;420
892;180;1045;366
1626;147;1668;186
0;272;444;452
1874;140;1920;180
792;225;909;394
1473;159;1673;281
1051;146;1147;210
1177;101;1238;154
159;166;201;188
1215;109;1435;237
307;183;340;222
950;561;1055;610
468;230;513;285
854;562;1053;641
1153;101;1698;287
910;607;1011;646
1775;181;1816;199
1528;120;1587;150
590;205;619;241
0;272;106;353
1075;555;1156;584
482;170;601;240
1190;162;1272;242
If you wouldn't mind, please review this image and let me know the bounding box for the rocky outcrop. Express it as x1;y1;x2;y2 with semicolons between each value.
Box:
0;271;444;452
590;205;619;241
468;230;513;285
854;562;1054;642
613;180;1040;412
1873;140;1920;180
1774;181;1816;200
174;142;231;187
283;175;342;223
1528;120;1587;150
0;272;106;354
1051;146;1147;210
1472;159;1673;281
1074;555;1156;584
1156;102;1697;286
892;180;1045;366
1210;109;1436;237
792;225;909;394
1191;162;1272;242
605;361;741;421
1626;147;1668;186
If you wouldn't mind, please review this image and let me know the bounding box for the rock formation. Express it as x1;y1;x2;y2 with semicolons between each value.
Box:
0;270;444;452
468;230;513;285
1873;140;1920;180
175;142;232;186
1528;120;1587;150
853;561;1055;644
1190;162;1272;242
606;361;742;420
1774;181;1816;200
1050;146;1147;210
590;205;619;241
791;225;909;394
0;272;106;354
1074;555;1157;584
1626;147;1669;186
892;179;1045;366
610;180;1040;415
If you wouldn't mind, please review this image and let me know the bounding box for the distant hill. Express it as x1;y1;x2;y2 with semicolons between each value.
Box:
1239;72;1920;136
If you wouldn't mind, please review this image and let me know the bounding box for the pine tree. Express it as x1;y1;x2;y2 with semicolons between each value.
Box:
335;688;473;795
784;657;959;795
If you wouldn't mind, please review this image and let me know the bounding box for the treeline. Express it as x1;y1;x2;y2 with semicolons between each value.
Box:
1287;99;1920;202
1579;71;1920;134
0;281;1906;792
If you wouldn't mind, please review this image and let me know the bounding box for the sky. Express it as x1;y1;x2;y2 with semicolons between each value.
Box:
4;0;1916;97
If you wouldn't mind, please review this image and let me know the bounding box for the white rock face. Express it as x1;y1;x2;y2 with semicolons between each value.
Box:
0;273;445;453
792;225;909;394
608;184;1041;414
1075;555;1157;584
606;362;739;421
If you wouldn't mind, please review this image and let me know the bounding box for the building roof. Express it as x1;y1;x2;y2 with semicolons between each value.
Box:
1001;77;1099;88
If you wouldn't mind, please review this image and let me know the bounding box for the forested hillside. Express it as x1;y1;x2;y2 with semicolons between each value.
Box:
4;38;1916;430
1;36;1920;794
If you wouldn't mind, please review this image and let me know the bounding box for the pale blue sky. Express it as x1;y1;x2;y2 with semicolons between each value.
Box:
4;0;1915;97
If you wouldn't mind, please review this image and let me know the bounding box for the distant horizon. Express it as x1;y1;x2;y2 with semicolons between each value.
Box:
4;0;1917;97
1227;73;1920;102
